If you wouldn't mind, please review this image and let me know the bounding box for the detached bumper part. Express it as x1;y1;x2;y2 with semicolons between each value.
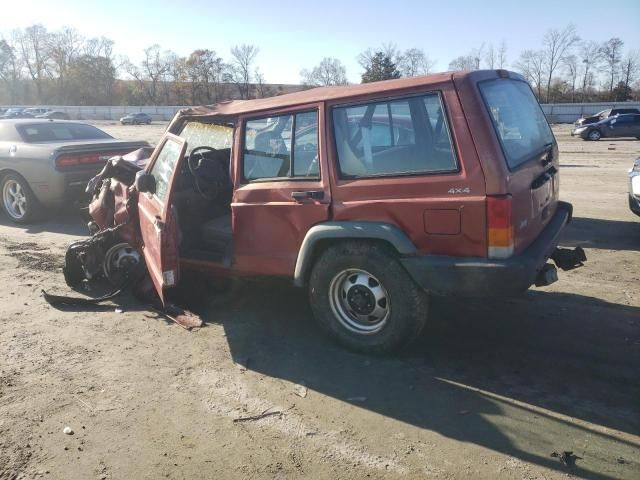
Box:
534;263;558;287
401;201;582;296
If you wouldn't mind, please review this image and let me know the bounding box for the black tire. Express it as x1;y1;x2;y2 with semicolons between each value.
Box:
1;173;40;224
308;241;428;354
587;129;601;141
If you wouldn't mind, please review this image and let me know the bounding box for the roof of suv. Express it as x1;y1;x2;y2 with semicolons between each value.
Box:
177;70;512;120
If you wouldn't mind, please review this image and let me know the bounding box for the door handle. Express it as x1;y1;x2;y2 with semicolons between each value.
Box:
291;190;324;201
153;215;164;233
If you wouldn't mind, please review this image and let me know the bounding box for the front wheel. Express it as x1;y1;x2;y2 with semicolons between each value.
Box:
308;242;428;354
588;130;602;141
1;173;39;224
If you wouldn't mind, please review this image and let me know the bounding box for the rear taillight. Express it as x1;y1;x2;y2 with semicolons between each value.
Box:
487;195;513;259
55;151;131;168
55;153;102;167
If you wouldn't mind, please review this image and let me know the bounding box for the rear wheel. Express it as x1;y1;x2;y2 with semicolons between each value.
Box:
588;129;602;141
1;173;39;224
308;242;428;354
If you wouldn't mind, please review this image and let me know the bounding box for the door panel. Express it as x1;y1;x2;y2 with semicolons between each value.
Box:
232;105;331;276
138;134;186;303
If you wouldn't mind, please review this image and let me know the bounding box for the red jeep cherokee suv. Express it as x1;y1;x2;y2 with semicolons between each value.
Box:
70;70;585;353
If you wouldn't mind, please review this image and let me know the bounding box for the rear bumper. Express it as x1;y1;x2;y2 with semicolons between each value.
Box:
401;201;573;296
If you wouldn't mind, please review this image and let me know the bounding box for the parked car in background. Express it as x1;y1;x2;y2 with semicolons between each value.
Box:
572;114;640;141
66;70;586;353
0;120;149;223
23;107;49;117
629;158;640;217
1;108;33;119
120;113;152;125
36;110;70;120
574;107;640;127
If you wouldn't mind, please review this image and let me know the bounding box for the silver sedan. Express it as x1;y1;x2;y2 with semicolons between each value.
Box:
0;119;149;223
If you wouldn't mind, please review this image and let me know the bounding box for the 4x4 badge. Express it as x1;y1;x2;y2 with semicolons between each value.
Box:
447;187;471;194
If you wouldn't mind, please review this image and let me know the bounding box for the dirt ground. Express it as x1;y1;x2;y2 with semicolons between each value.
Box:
0;123;638;480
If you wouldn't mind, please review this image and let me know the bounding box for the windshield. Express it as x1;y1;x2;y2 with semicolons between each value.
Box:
17;123;113;142
479;78;553;170
178;121;233;155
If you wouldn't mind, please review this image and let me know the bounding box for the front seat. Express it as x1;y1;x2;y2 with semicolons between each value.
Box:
201;213;232;253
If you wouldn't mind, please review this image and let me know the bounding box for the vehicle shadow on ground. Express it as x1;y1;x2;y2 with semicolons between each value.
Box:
201;280;639;480
0;209;88;237
561;216;640;251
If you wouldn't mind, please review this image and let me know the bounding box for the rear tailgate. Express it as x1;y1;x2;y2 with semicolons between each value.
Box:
454;71;559;255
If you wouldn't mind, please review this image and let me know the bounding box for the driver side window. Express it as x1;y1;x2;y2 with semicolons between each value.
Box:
243;110;319;181
149;138;182;202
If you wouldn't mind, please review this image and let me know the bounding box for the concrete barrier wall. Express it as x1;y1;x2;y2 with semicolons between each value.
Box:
3;102;640;123
0;105;188;121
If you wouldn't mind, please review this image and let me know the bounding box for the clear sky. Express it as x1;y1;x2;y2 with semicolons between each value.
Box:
2;0;639;84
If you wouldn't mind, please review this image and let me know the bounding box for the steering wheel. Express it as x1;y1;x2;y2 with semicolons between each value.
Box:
187;146;220;200
188;146;217;176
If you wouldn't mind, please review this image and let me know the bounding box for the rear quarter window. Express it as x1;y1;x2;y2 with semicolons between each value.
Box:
332;92;458;178
17;123;112;143
479;79;554;170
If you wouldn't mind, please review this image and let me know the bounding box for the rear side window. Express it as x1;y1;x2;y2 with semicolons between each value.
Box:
243;111;319;181
479;79;553;170
17;123;112;143
332;93;457;178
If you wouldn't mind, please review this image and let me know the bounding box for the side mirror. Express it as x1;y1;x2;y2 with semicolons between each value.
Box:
135;171;156;194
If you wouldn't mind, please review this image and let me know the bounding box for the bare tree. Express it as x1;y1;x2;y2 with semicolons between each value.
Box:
578;40;602;100
47;26;82;102
601;38;625;95
358;43;403;74
563;54;579;102
541;25;580;102
0;35;23;103
186;49;225;103
620;50;639;94
16;24;51;102
398;48;434;77
471;43;485;69
300;57;348;86
515;50;545;99
254;68;272;98
448;55;477;71
228;44;259;99
484;43;497;69
126;44;171;104
497;41;508;68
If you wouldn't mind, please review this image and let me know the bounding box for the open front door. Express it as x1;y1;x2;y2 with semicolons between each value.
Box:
138;133;186;304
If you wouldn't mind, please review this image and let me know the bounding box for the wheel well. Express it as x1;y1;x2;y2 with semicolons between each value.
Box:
0;169;26;184
300;237;399;286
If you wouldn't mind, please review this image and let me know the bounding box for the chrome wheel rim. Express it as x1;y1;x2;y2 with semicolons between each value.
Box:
329;268;390;335
589;130;600;140
103;243;140;285
2;179;27;220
